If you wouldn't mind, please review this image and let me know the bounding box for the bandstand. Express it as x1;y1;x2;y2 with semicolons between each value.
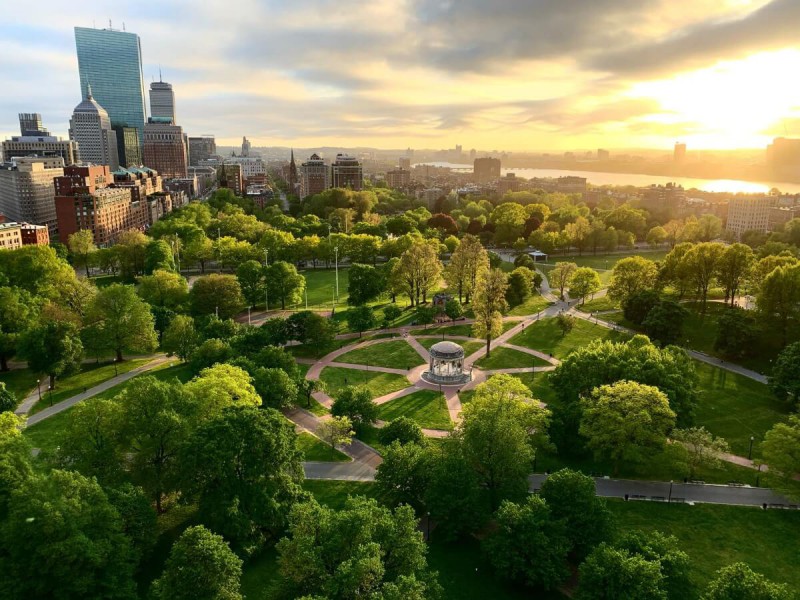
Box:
421;341;471;386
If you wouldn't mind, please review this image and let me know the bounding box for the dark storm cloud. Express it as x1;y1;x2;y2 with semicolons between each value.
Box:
590;0;800;75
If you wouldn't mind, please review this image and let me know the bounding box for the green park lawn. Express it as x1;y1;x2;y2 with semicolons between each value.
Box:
609;501;800;594
415;337;484;357
377;390;452;430
319;367;410;400
474;346;550;370
0;367;39;402
29;358;150;415
301;268;351;308
337;340;425;369
460;371;558;407
509;316;629;359
297;432;349;462
579;295;619;312
506;293;550;317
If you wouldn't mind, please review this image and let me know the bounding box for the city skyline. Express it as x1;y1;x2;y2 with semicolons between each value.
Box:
2;0;800;151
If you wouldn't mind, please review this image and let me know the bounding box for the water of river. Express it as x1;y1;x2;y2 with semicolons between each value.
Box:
415;162;800;194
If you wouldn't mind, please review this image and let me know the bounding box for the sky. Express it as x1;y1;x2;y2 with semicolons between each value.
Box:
2;0;800;152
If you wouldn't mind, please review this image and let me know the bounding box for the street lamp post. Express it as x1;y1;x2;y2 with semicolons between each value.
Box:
668;480;673;503
334;246;339;303
748;436;755;460
37;379;41;403
264;249;269;311
426;511;431;541
248;307;251;325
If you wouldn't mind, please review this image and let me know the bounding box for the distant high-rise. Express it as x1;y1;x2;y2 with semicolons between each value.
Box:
0;157;65;236
74;26;147;146
674;142;687;163
188;136;216;166
399;157;411;170
242;136;251;157
331;153;362;191
473;157;501;184
300;153;329;197
69;88;119;170
149;80;176;123
143;121;187;179
112;125;142;167
18;113;48;136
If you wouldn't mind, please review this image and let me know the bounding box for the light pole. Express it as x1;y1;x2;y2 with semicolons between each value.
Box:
426;511;431;541
248;306;251;325
668;480;673;503
748;436;755;460
334;246;339;303
264;249;269;311
305;286;308;310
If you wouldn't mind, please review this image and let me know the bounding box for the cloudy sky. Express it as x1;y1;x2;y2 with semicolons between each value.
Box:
2;0;800;151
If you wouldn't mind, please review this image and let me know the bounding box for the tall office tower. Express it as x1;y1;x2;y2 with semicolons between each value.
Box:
143;121;187;178
188;136;216;165
69;89;120;170
0;157;65;236
473;157;501;183
18;113;49;136
330;153;362;190
299;153;329;197
112;124;142;167
241;136;251;157
149;80;176;122
74;26;147;148
674;142;687;163
726;196;773;240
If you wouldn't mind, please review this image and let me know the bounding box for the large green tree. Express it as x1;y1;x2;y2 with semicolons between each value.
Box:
190;274;245;320
0;470;136;600
0;287;35;371
346;304;377;337
85;283;158;362
616;530;692;599
549;261;577;300
569;267;602;304
761;415;800;495
137;269;189;310
768;342;800;406
348;263;385;305
608;256;658;308
17;320;84;388
151;525;243;600
471;268;509;356
184;363;261;421
276;497;440;599
375;440;431;512
331;385;379;432
443;234;488;303
757;263;800;346
702;563;793;600
580;380;676;473
0;412;32;519
235;259;266;308
716;243;754;307
68;229;98;278
181;406;306;556
266;261;305;309
577;544;666;600
162;314;199;362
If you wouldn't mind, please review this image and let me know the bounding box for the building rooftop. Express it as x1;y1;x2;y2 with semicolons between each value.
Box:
430;341;465;358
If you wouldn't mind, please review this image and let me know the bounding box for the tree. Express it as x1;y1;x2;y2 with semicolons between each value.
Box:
348;263;384;305
608;256;658;307
623;289;661;325
550;261;577;300
17;320;83;389
184;235;214;273
506;266;534;306
415;304;437;327
383;303;403;327
0;412;32;519
162;314;199;361
577;544;666;600
716;243;754;307
105;483;158;564
0;382;15;413
643;299;687;346
378;416;425;446
457;375;550;510
671;427;730;479
761;415;800;493
346;304;377;337
428;212;458;234
769;342;800;405
297;378;326;410
115;229;149;280
539;469;613;559
1;470;136;600
443;234;489;303
181;407;306;556
235;260;266;308
0;286;35;371
137;269;189;310
556;313;575;336
375;440;431;512
85;283;158;362
682;242;726;313
702;563;793;600
491;202;527;244
190;274;245;320
714;308;759;359
68;229;97;277
151;525;243;600
190;338;232;372
616;530;692;600
144;239;175;274
472;268;509;356
266;261;305;309
331;385;378;432
251;367;298;409
483;495;569;589
444;298;464;324
569;267;601;304
184;363;261;421
757;263;800;345
286;311;336;356
393;240;443;306
276;497;440;599
647;226;667;247
316;415;354;451
580;381;676;473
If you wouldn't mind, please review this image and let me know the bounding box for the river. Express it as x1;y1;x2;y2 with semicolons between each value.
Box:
414;162;800;194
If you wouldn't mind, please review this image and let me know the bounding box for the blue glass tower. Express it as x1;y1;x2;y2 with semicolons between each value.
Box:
74;27;147;148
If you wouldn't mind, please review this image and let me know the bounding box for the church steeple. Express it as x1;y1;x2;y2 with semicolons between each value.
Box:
288;148;298;194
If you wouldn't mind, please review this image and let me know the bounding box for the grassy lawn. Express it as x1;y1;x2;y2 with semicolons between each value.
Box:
416;337;484;357
302;268;351;307
694;362;790;457
137;504;200;597
460;371;558;407
319;367;410;400
337;340;425;369
240;547;281;600
302;479;380;509
378;390;452;430
297;432;349;462
509;316;629;359
580;295;619;312
29;358;150;415
0;367;39;401
474;346;549;370
23;408;73;453
609;500;800;594
506;293;550;317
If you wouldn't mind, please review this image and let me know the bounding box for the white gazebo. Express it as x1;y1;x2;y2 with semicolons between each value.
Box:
422;341;471;386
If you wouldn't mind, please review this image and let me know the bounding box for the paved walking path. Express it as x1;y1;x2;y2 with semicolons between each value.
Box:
22;354;172;425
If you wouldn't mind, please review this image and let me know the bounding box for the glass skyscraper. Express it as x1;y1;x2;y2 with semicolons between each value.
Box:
74;27;147;147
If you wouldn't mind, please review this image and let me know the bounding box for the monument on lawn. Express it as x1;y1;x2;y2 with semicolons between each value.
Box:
422;341;471;385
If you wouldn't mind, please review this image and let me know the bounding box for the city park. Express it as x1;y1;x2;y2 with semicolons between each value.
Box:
2;206;800;598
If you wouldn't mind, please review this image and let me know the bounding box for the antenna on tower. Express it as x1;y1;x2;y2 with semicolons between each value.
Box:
122;22;126;31
109;19;112;29
159;66;162;82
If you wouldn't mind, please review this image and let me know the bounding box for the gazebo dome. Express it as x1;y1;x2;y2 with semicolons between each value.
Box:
430;341;465;359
